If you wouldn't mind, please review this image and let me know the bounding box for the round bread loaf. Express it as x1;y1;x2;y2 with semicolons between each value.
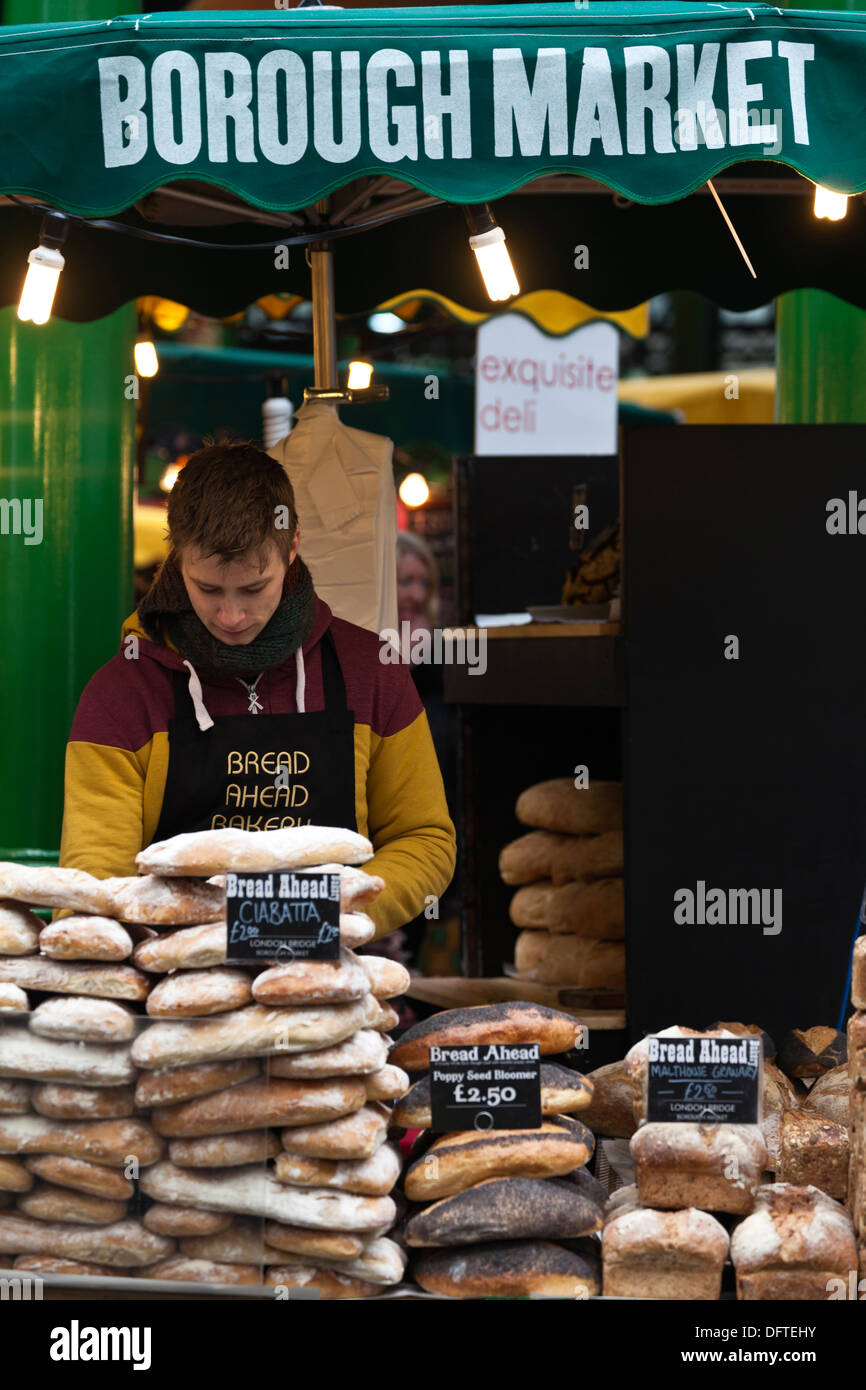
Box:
405;1175;603;1247
151;1076;367;1139
513;931;625;988
134;1059;260;1109
38;917;133;962
278;1104;389;1160
389;1002;583;1072
169;1130;282;1168
393;1062;592;1129
414;1239;601;1298
146;968;253;1018
17;1182;128;1225
499;829;624;887
580;1060;637;1138
251;950;368;1007
509;878;624;938
0;901;41;955
32;1084;135;1121
25;1155;134;1201
802;1065;850;1129
142;1204;232;1237
515;779;622;836
404;1121;594;1201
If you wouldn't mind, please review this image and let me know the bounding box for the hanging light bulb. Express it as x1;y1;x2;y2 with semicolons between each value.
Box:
134;334;159;378
813;185;848;221
347;359;373;390
17;212;68;325
464;204;520;303
399;472;430;508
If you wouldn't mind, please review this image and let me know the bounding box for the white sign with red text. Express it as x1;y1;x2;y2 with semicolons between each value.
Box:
474;316;618;456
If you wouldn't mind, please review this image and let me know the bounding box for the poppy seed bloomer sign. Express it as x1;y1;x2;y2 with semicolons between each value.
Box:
1;5;865;216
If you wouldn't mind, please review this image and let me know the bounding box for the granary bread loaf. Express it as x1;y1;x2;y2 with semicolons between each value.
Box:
730;1182;857;1300
778;1109;848;1200
602;1202;729;1300
631;1122;767;1214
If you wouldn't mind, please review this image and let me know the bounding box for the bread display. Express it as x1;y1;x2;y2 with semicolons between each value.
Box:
0;832;408;1294
730;1183;857;1299
602;1198;729;1299
631;1123;766;1214
777;1109;848;1199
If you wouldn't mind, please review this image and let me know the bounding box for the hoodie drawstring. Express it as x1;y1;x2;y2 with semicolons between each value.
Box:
295;646;306;713
182;659;215;732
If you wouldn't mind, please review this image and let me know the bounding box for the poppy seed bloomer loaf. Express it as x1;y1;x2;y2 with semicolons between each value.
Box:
389;1002;583;1071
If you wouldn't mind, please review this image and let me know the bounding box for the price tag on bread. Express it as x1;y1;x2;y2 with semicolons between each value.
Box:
429;1042;542;1132
225;870;340;963
645;1033;763;1124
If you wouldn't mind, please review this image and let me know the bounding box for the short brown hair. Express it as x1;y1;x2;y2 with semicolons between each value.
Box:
168;440;298;567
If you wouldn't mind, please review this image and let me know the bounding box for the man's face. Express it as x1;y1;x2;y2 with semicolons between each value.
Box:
180;536;297;645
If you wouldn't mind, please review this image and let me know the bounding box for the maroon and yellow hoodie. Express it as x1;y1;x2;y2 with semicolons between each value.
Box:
59;595;456;937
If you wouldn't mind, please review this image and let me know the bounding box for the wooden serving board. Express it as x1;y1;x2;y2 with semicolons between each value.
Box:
402;975;626;1031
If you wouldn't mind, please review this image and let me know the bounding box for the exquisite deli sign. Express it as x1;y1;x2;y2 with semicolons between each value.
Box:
97;39;816;171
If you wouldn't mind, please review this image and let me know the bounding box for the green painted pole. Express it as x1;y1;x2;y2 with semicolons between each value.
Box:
0;0;139;863
776;0;866;423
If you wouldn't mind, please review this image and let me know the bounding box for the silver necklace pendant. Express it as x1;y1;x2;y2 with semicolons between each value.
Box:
238;674;264;714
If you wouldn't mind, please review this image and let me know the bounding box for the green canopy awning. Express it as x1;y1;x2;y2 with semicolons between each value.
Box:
1;2;864;215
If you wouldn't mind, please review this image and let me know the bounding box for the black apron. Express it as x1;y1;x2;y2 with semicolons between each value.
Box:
152;629;357;840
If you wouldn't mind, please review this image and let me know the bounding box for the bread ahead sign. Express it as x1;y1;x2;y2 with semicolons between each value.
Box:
0;5;864;214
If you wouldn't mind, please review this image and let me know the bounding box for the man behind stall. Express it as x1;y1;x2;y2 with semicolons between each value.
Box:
59;441;456;937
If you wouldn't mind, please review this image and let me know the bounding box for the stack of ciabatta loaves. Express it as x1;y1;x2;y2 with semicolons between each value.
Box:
0;861;170;1276
390;1002;604;1298
499;779;625;992
0;827;412;1294
848;936;866;1286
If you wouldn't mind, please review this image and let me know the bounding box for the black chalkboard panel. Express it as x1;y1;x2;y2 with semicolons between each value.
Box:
623;425;866;1045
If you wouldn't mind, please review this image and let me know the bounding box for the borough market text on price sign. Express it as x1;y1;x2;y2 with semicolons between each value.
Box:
225;869;340;963
646;1035;763;1124
430;1042;541;1131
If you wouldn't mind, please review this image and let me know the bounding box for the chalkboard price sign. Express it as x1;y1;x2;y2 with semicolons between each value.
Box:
225;869;341;963
429;1042;542;1131
645;1035;763;1124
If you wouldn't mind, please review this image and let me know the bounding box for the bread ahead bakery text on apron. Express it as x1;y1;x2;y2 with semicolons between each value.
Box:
152;629;358;838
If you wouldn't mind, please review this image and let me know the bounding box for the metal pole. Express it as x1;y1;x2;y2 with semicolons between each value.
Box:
310;198;337;390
